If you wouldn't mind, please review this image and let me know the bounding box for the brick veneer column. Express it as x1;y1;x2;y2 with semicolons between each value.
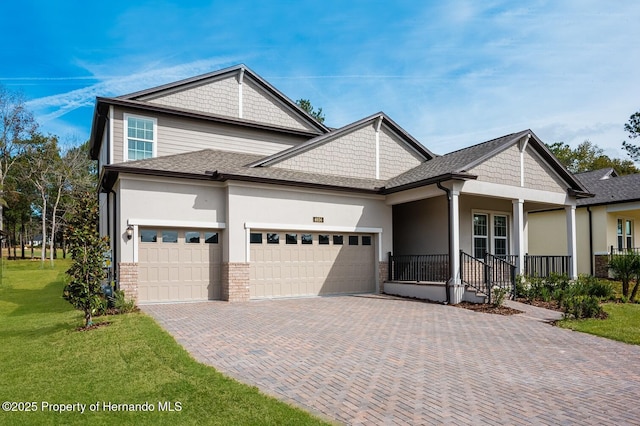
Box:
378;261;388;294
594;255;610;278
222;262;250;302
118;262;138;302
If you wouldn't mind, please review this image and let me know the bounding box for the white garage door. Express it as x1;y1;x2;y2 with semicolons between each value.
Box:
137;228;222;303
249;231;375;299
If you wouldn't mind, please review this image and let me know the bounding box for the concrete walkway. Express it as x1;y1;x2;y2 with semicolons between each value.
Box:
143;296;640;425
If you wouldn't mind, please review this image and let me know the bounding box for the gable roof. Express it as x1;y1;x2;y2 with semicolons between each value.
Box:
575;168;640;206
248;112;436;168
383;130;590;195
89;64;330;160
101;149;386;194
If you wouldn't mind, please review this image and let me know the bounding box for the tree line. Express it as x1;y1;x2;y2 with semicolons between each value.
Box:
1;85;95;264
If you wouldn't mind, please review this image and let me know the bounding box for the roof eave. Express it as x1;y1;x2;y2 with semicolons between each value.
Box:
382;173;477;194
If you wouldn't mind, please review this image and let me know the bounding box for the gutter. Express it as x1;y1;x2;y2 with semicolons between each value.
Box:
436;181;452;305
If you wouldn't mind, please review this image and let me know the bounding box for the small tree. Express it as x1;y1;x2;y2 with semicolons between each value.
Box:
622;111;640;162
295;98;325;123
63;191;109;327
608;252;640;300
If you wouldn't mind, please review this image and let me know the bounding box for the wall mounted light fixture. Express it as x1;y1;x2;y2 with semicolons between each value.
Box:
126;225;134;240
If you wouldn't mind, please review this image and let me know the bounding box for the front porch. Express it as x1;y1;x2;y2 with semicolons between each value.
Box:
385;252;572;304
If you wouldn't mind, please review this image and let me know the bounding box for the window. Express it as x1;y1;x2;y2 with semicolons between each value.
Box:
250;233;262;244
473;214;488;259
286;233;297;244
125;114;156;161
362;236;372;246
162;230;178;243
204;232;218;244
618;219;633;250
333;235;343;245
185;231;200;243
301;234;312;244
319;235;330;245
493;216;508;256
140;230;157;242
267;233;280;244
349;236;359;245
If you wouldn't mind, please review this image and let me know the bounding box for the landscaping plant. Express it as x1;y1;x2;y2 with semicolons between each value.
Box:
608;252;640;300
63;191;109;327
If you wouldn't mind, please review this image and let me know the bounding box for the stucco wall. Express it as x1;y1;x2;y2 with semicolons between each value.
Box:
392;196;448;255
117;177;226;263
527;208;591;275
226;183;392;263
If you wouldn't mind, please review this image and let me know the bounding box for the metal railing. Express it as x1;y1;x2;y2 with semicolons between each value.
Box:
388;254;449;282
524;255;571;277
460;251;517;303
610;246;640;256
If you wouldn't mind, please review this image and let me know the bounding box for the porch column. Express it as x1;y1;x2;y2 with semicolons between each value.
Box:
449;187;463;304
512;199;525;275
566;205;578;279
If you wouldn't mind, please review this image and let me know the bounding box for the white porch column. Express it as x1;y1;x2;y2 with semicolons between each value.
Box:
566;205;578;279
449;187;463;304
512;199;525;275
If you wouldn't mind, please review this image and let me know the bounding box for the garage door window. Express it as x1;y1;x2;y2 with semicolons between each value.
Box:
267;233;280;244
286;233;297;244
349;236;359;245
250;233;262;244
162;231;178;243
301;234;312;244
333;235;343;245
140;230;158;243
204;232;218;244
319;235;329;245
362;236;372;246
185;231;200;243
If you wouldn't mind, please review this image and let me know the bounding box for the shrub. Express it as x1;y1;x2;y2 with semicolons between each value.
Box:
112;290;137;314
562;295;604;319
492;287;509;307
609;253;640;298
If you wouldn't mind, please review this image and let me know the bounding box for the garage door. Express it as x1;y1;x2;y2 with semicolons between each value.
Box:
137;228;222;302
249;231;375;299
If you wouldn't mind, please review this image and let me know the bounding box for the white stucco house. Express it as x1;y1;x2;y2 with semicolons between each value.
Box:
90;64;591;305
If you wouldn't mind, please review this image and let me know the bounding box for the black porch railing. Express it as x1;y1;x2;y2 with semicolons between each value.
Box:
459;251;516;303
524;255;571;277
388;254;449;282
610;246;640;256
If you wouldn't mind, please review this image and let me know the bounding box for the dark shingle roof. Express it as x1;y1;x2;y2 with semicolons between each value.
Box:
103;149;386;193
574;169;640;206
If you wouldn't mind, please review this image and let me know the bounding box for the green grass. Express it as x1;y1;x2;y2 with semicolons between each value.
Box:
558;302;640;345
0;259;329;425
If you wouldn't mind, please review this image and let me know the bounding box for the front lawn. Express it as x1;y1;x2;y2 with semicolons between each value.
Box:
0;259;328;425
558;302;640;345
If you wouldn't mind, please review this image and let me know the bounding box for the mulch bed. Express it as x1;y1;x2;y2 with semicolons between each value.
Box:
516;298;563;311
455;302;523;316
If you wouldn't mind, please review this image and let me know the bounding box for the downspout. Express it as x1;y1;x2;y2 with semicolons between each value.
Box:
588;206;593;276
436;181;451;304
108;188;118;288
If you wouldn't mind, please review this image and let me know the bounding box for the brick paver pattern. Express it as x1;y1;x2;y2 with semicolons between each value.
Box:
144;296;640;425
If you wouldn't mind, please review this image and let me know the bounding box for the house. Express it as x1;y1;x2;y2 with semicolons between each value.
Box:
89;64;591;305
528;168;640;277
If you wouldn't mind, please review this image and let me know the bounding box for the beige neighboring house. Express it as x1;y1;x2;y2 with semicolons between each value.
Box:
528;168;640;277
90;64;591;305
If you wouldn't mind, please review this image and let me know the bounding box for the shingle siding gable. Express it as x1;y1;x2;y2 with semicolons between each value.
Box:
378;127;423;180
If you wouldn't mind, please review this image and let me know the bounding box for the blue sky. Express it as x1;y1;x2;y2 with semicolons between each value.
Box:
2;1;639;158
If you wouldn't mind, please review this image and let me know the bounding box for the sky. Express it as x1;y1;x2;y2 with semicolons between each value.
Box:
1;1;639;158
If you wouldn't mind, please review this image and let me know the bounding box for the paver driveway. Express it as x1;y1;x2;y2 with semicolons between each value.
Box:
143;295;640;425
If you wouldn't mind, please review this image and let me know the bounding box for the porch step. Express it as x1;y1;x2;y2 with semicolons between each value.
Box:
463;285;488;304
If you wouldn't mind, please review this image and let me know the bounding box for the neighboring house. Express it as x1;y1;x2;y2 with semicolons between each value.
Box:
89;64;590;305
529;168;640;277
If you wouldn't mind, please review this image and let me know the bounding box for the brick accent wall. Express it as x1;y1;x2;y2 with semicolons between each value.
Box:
222;262;250;302
594;255;610;278
118;262;139;303
378;261;389;294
